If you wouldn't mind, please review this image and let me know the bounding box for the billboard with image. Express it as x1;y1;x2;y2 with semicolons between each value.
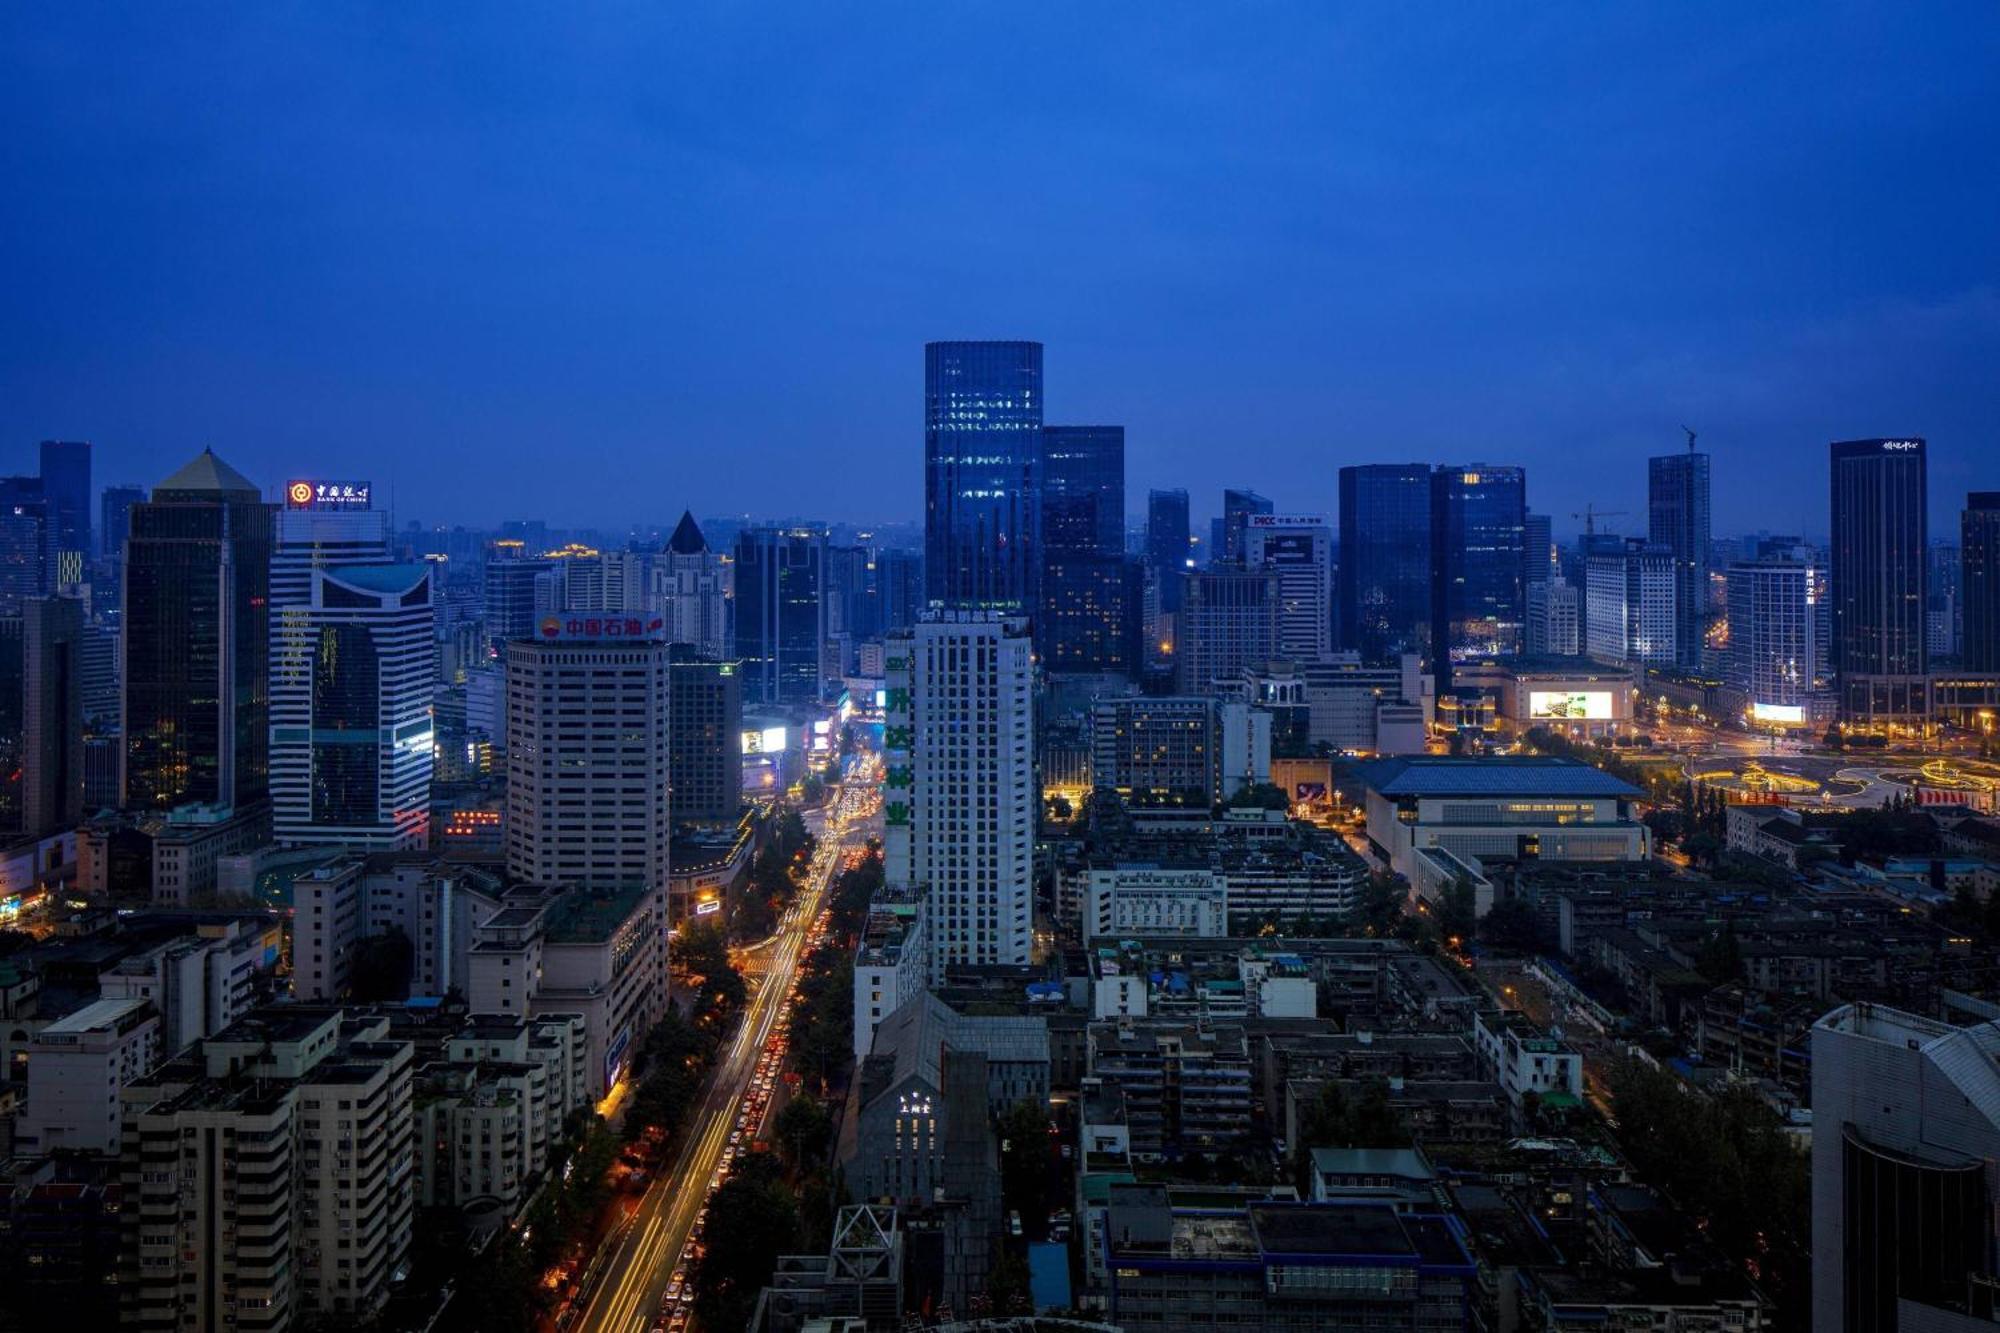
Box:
1528;690;1614;720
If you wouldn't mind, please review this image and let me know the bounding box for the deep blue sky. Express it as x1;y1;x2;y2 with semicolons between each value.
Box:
4;5;1996;539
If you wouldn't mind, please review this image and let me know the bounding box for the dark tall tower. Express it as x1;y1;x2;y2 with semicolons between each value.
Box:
667;643;743;827
924;340;1042;612
1040;427;1124;559
1039;426;1134;673
732;526;828;705
1649;447;1712;670
1338;464;1433;663
1146;489;1191;613
1829;438;1928;725
0;477;50;614
37;441;91;581
1220;488;1273;564
22;596;86;836
1963;492;2000;673
1431;464;1527;686
122;448;273;810
100;484;145;560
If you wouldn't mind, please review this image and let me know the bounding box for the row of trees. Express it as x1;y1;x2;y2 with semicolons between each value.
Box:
735;807;817;937
1608;1059;1810;1323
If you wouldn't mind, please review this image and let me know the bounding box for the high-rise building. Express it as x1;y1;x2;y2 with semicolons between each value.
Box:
1146;489;1192;613
1220;488;1274;564
505;626;671;894
1041;426;1124;558
100;483;145;561
37;440;90;583
1726;554;1830;726
1338;464;1432;663
1962;493;2000;673
732;525;828;705
1810;1003;2000;1333
656;510;731;658
271;491;393;607
1175;565;1280;694
1585;539;1677;668
884;615;1033;981
1431;464;1527;683
1525;578;1581;657
875;548;924;637
1648;447;1712;669
1244;514;1333;662
1038;424;1134;674
924;340;1042;611
122;448;273;811
0;475;51;613
1524;511;1555;588
562;550;649;614
1829;438;1928;724
22;596;85;837
482;546;553;651
668;645;742;825
270;564;435;850
1039;554;1140;675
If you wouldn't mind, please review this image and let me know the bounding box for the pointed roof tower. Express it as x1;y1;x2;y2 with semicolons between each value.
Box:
666;509;708;555
153;446;261;501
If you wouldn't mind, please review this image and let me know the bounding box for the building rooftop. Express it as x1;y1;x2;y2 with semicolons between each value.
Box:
152;446;260;499
1352;755;1643;799
543;885;654;944
38;995;153;1036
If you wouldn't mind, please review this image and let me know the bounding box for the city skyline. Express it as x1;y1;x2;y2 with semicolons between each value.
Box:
5;8;1997;532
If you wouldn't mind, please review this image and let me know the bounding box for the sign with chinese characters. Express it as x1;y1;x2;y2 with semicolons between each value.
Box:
285;479;373;509
536;614;666;641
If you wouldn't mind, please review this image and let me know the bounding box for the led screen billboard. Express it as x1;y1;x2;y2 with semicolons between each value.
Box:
1528;690;1614;720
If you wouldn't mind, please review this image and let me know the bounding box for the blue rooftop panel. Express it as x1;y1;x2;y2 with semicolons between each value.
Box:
1350;756;1642;799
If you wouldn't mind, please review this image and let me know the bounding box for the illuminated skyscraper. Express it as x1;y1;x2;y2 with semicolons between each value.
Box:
924;340;1042;611
1829;438;1928;724
1338;464;1432;663
1585;539;1677;668
1649;447;1712;669
122;448;273;811
1726;552;1829;725
1430;464;1527;684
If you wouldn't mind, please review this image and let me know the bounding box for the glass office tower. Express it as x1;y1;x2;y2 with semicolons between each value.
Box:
122;448;273;810
1829;438;1928;724
733;526;829;705
1039;425;1134;673
924;340;1042;612
1338;464;1433;663
1430;464;1527;685
1649;448;1712;670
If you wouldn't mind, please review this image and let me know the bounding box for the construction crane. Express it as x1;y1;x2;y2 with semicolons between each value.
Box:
1572;503;1629;537
1682;424;1698;454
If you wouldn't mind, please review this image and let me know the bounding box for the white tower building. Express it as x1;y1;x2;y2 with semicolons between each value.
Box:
885;614;1033;982
1244;513;1334;662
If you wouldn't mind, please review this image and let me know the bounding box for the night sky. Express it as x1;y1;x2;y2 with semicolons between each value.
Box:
4;5;1996;538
